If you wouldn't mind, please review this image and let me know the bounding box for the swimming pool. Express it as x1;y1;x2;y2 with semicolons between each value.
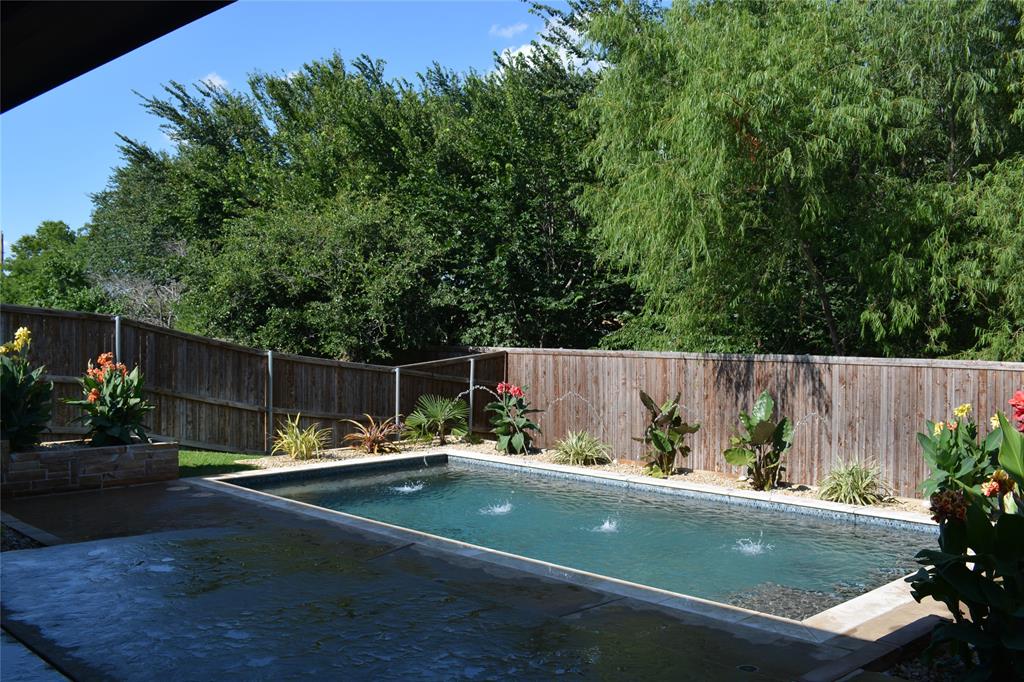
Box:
233;454;934;620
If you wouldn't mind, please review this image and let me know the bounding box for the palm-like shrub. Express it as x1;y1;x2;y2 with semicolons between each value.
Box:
0;327;52;450
551;431;612;466
818;460;893;505
404;395;468;445
342;414;400;454
272;413;331;460
67;352;153;446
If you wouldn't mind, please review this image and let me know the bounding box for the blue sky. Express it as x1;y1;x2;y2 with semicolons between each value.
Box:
0;1;552;245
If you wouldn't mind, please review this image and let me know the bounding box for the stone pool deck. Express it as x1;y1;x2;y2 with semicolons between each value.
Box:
2;478;945;680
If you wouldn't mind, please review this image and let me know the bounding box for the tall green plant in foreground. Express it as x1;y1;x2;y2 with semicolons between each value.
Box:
0;327;52;450
67;352;153;446
723;391;793;490
404;395;468;445
909;405;1024;680
635;391;700;478
918;403;1000;497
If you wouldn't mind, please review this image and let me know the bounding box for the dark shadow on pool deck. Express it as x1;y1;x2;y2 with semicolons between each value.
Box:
2;480;927;680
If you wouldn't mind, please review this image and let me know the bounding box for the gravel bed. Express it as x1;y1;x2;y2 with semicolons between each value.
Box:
249;438;929;518
1;524;44;552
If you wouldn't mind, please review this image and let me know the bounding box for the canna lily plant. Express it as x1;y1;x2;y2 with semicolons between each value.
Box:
486;382;541;454
67;352;153;446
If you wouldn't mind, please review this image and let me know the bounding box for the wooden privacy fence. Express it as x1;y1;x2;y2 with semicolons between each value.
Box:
0;305;503;454
491;348;1024;496
4;305;1021;495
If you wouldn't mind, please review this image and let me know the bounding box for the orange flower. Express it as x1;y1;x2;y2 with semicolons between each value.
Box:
87;388;101;403
97;352;114;368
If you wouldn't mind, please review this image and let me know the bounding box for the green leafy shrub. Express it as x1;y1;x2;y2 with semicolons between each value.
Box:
723;391;793;490
818;460;893;506
67;351;153;446
486;382;541;454
635;391;699;477
272;413;331;460
551;431;612;466
404;395;468;445
918;403;1000;497
0;327;53;450
908;410;1023;679
342;414;399;454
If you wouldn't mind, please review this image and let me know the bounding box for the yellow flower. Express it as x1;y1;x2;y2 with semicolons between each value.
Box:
991;414;1001;429
953;403;972;419
0;343;9;355
11;326;30;352
933;421;945;436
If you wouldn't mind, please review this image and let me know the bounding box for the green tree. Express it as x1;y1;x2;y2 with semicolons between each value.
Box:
579;0;1024;358
1;221;109;312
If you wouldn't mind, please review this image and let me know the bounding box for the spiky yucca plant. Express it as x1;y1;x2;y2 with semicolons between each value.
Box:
273;414;332;460
818;460;893;505
551;431;612;466
342;414;400;454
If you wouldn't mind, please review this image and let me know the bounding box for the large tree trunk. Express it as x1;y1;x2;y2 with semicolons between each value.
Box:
799;241;844;356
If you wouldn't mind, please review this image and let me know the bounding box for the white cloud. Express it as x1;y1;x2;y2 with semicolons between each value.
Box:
490;22;528;39
493;18;605;75
200;72;228;89
285;70;301;81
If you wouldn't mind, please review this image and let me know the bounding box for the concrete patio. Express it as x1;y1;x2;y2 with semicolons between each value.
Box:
2;480;943;680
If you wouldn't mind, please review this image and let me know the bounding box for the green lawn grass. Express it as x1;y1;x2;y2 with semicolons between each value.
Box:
178;450;263;478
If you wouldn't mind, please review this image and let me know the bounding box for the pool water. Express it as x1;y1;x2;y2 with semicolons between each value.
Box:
245;460;930;615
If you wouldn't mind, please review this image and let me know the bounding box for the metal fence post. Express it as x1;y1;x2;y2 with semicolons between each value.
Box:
393;367;401;426
468;357;475;434
114;315;121;362
266;350;274;453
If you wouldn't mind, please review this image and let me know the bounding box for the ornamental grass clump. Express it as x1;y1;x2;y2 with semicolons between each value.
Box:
818;460;893;506
486;382;541;454
67;351;153;446
551;431;612;466
342;414;400;454
273;413;331;460
0;327;53;450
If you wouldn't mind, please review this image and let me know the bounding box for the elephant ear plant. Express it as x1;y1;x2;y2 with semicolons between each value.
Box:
723;391;793;490
908;401;1024;680
635;391;700;478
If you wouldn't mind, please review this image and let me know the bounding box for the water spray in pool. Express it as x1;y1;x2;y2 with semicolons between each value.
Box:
480;501;513;515
733;531;774;556
391;482;425;494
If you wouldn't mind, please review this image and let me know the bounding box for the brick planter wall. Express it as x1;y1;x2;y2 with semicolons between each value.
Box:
1;440;178;497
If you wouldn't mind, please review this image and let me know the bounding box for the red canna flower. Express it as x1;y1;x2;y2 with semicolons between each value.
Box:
1010;390;1024;432
982;480;1000;497
510;385;524;398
